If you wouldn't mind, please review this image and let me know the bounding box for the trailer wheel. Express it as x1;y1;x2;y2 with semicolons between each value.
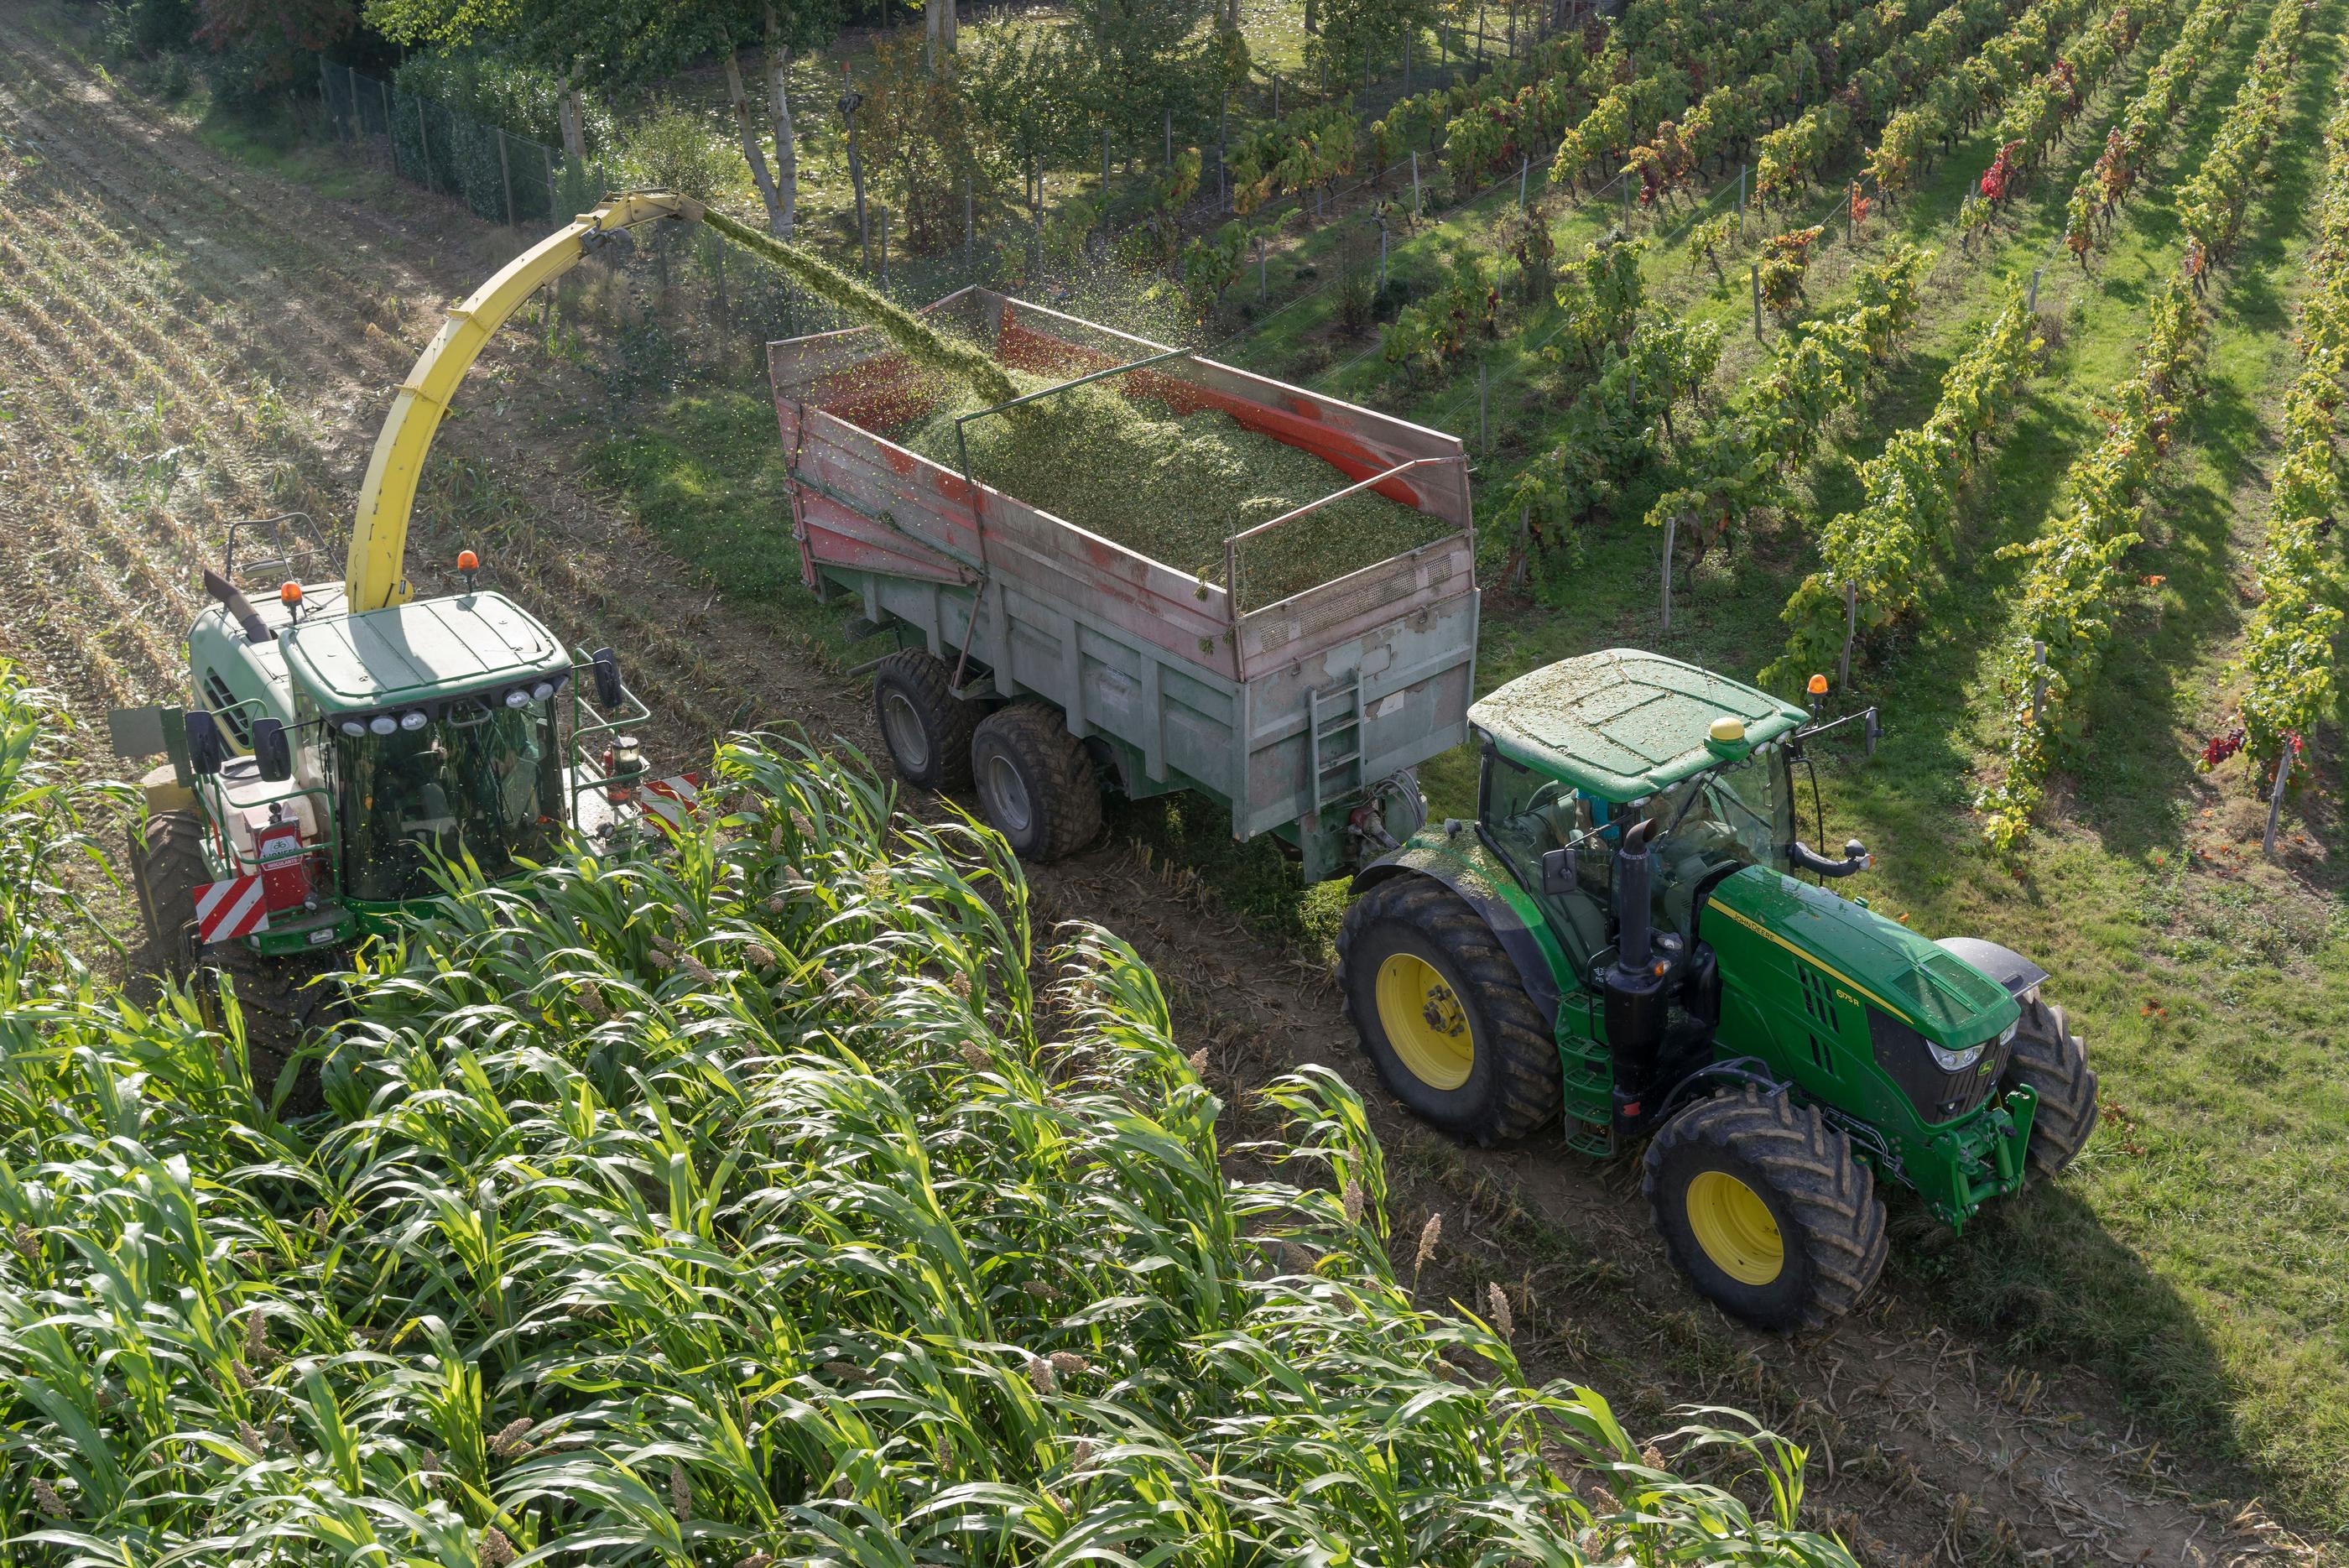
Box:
131;810;320;1113
2003;994;2097;1178
970;702;1101;862
1337;874;1558;1145
872;650;978;793
1643;1086;1887;1331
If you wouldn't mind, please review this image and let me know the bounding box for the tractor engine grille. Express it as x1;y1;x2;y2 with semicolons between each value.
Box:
1866;1007;2012;1124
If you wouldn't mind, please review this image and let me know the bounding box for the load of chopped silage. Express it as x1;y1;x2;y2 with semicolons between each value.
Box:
898;372;1451;608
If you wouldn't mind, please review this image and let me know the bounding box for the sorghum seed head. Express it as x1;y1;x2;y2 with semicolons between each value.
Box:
239;1420;268;1455
479;1526;518;1567
1414;1212;1443;1271
1341;1180;1365;1228
1186;1047;1209;1076
746;943;777;969
12;1222;39;1262
738;1555;776;1568
1027;1356;1056;1394
1070;1438;1096;1470
669;1461;691;1520
30;1478;66;1519
489;1417;534;1458
1048;1352;1089;1376
961;1043;991;1071
1589;1484;1622;1514
680;954;714;984
1641;1444;1666;1471
1487;1283;1514;1340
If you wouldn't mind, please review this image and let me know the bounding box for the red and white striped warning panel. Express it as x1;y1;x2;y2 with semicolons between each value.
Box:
193;872;272;945
640;774;702;832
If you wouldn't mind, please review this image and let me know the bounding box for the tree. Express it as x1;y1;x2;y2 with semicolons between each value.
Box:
364;0;841;235
195;0;356;91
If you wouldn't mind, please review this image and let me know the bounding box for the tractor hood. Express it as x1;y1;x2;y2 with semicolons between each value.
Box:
1700;865;2020;1049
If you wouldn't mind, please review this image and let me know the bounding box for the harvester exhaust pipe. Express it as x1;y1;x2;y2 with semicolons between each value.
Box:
204;569;273;645
1605;818;1668;1138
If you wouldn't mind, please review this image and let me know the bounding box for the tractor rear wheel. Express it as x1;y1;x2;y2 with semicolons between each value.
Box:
1644;1086;1888;1331
130;810;319;1112
872;649;978;793
969;702;1101;862
2003;994;2097;1177
1336;875;1559;1145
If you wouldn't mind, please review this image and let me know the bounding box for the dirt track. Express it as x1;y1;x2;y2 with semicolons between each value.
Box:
0;25;2327;1564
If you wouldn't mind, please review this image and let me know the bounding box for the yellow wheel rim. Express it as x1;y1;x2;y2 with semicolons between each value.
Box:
1374;952;1473;1091
1685;1170;1784;1286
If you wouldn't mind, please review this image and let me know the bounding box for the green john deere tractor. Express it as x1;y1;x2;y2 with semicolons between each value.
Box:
1339;649;2097;1329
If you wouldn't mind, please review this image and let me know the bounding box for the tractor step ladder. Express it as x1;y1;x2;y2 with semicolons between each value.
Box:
1558;1030;1617;1158
1306;677;1366;815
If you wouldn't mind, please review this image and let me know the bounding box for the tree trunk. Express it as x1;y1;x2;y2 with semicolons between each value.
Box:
559;84;586;160
1304;0;1317;32
764;7;797;237
925;0;957;70
724;48;789;236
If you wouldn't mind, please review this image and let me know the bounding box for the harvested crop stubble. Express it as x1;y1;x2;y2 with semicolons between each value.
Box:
899;372;1451;608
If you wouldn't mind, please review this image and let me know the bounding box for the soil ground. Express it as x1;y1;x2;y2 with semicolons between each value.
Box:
0;17;2335;1564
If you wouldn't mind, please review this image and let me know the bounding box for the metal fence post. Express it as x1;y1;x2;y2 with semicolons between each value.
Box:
1518;153;1529;208
2031;641;2048;725
416;92;430;188
1258;236;1268;300
496;127;516;227
2028;267;2042;312
1839;581;1857;686
1411;151;1421;218
1478;361;1489;451
1660;513;1677;630
319;58;334;135
2265;742;2296;857
383;81;399;176
880;208;890;289
1752;263;1763;339
965;173;975;274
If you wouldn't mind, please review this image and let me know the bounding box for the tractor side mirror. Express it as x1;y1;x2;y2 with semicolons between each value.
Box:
1541;846;1577;897
185;710;225;777
1844;838;1872;870
1863;706;1881;758
590;647;625;709
252;717;293;784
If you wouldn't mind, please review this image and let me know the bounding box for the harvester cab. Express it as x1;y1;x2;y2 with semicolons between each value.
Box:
1340;649;2099;1330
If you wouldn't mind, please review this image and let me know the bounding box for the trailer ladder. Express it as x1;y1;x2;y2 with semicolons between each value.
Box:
1307;677;1366;815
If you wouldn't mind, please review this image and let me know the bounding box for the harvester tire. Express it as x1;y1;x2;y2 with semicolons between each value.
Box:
1644;1086;1888;1331
130;810;318;1113
1336;874;1559;1145
2003;995;2097;1178
970;702;1101;862
872;649;978;793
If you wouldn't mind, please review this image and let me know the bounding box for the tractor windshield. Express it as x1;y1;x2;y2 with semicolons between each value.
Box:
1643;745;1794;930
335;699;565;902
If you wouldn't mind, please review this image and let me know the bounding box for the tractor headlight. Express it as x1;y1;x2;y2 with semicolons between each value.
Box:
398;710;427;732
1928;1037;1987;1073
505;687;530;709
368;714;398;737
340;719;366;737
530;680;555;702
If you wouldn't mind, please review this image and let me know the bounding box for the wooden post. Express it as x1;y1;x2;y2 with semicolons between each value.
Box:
1273;74;1281;118
1737;162;1747;240
965;173;975;273
416;92;430;186
2031;641;2048;726
1519;153;1529;208
1752;263;1763;339
713;240;730;363
1411;151;1422;217
2265;742;2295;857
1510;502;1530;591
2028;267;2042;312
1258;236;1268;299
1660;513;1677;630
1478;361;1490;451
1839;581;1857;686
880;208;890;289
383;81;400;176
1379;221;1388;289
496;127;516;227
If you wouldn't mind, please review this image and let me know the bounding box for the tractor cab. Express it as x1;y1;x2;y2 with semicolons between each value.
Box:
1471;652;1812;973
113;539;655;961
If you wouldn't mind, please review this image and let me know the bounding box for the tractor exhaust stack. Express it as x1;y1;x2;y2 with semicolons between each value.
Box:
1605;818;1668;1136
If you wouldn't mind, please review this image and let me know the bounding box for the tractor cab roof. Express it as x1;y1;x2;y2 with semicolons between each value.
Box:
1469;649;1806;803
279;590;572;716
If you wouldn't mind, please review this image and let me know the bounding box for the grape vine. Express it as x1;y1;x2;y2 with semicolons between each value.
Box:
2237;60;2349;763
2059;0;2250;263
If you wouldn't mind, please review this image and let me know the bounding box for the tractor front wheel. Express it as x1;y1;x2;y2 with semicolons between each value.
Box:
1336;875;1559;1145
2003;994;2097;1177
1644;1086;1888;1331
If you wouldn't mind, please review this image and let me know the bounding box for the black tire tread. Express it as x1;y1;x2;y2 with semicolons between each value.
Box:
1643;1086;1888;1331
973;701;1101;862
1337;874;1559;1143
2004;995;2097;1177
872;649;978;793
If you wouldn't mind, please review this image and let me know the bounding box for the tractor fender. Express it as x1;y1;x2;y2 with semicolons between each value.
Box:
1354;847;1563;1029
1935;936;2049;998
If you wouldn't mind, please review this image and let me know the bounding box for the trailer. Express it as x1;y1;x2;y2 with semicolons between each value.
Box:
768;289;1478;878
